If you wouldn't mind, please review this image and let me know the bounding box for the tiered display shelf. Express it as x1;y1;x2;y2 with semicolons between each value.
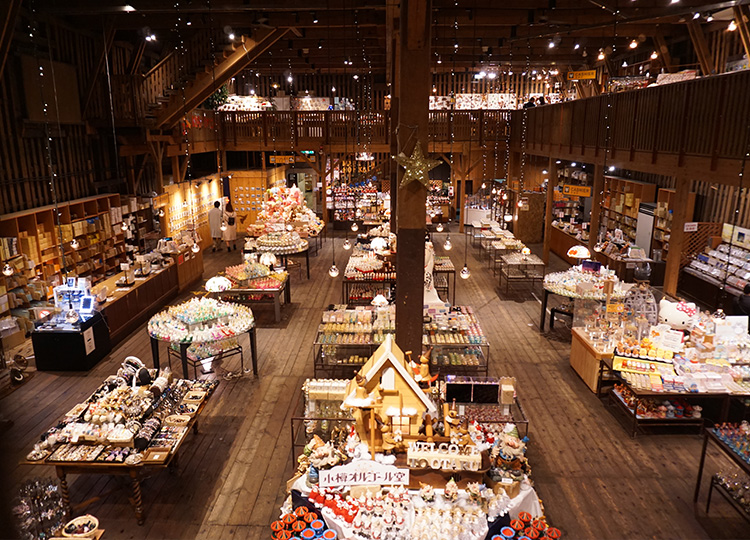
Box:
312;306;489;378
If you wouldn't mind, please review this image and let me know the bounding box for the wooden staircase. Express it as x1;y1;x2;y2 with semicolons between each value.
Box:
149;27;290;130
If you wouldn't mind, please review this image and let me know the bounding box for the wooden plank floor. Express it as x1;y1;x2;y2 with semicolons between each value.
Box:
1;232;748;540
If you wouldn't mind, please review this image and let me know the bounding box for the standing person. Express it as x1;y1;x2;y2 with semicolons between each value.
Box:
208;201;222;252
222;201;238;251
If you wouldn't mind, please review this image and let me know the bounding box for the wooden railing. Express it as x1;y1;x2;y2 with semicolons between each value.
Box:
511;69;750;162
216;110;510;148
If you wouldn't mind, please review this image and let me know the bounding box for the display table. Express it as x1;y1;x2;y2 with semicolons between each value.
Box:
497;253;545;294
148;298;258;378
694;426;750;519
168;247;203;292
549;226;584;266
570;328;615;395
24;372;216;525
593;251;666;287
433;256;456;305
256;240;310;280
32;311;112;371
213;273;291;323
96;263;179;345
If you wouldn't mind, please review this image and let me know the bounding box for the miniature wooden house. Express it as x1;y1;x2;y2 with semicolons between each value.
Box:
343;334;438;453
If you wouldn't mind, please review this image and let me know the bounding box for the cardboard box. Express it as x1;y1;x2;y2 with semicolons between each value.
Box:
1;328;25;350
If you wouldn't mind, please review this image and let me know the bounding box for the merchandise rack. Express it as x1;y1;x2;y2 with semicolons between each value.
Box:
694;426;750;522
608;386;705;438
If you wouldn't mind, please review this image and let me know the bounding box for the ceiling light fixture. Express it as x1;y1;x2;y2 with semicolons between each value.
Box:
574;43;580;50
693;12;700;19
651;51;658;59
548;40;555;48
728;20;738;31
228;33;235;40
597;50;605;60
312;12;319;23
629;39;638;49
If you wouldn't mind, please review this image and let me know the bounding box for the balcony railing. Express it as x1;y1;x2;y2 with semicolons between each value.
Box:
510;69;750;162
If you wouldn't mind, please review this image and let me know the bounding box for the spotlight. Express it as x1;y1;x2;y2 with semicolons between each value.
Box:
444;236;452;250
460;265;471;279
123;5;136;12
548;41;555;49
228;33;235;40
622;61;628;67
608;165;616;172
312;12;319;23
328;263;340;278
693;12;700;19
597;50;605;61
571;162;577;167
629;39;638;49
728;20;737;31
343;239;352;250
555;160;561;164
651;51;658;60
574;43;580;50
542;169;548;174
706;14;714;22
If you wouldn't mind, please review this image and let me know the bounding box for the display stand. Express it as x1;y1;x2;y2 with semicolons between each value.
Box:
32;311;112;371
497;253;545;295
569;328;615;395
256;242;310;280
25;384;213;526
693;426;750;520
213;273;291;323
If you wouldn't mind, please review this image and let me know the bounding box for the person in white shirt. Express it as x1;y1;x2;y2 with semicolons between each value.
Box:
208;201;222;252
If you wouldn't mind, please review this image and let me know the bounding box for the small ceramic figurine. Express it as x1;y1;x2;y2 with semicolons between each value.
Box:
444;478;459;502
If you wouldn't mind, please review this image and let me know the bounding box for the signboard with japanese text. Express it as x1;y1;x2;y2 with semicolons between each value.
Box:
319;460;409;488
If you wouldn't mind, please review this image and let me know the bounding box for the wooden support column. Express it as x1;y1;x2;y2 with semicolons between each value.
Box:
395;0;431;358
542;158;558;265
687;21;716;76
588;164;605;252
664;177;692;296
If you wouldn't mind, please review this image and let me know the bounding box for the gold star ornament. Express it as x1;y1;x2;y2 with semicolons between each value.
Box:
395;143;442;188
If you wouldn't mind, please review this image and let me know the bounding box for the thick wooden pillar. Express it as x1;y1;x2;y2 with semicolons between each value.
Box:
588;164;605;252
542;158;557;265
664;176;692;295
395;0;431;357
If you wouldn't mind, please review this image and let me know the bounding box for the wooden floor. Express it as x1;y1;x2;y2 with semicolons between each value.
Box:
1;232;749;540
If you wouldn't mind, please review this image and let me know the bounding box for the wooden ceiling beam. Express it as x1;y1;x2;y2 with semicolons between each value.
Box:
733;5;750;63
687;19;716;75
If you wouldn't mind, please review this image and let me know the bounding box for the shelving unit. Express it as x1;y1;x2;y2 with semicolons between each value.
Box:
651;188;696;262
601;177;657;243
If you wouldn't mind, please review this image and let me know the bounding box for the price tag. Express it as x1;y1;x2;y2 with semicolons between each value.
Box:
501;478;513;485
683;222;698;232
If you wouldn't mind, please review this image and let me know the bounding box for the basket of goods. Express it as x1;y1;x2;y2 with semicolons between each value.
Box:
61;515;99;538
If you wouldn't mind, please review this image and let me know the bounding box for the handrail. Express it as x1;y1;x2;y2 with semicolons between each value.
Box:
509;70;750;161
143;51;176;79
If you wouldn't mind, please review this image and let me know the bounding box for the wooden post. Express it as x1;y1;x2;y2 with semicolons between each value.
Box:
687;21;716;76
734;6;750;63
588;163;605;252
663;177;692;296
395;0;431;358
542;157;557;265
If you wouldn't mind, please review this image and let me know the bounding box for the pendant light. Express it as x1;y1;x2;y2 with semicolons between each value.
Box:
70;238;79;250
2;263;13;277
343;239;352;250
460;227;470;279
351;222;359;232
436;222;444;233
444;236;452;250
328;236;339;277
191;241;200;253
121;220;129;231
220;221;227;232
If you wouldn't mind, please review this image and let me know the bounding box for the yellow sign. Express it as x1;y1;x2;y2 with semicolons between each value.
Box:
567;70;597;81
562;184;592;197
269;155;316;164
606;303;624;313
